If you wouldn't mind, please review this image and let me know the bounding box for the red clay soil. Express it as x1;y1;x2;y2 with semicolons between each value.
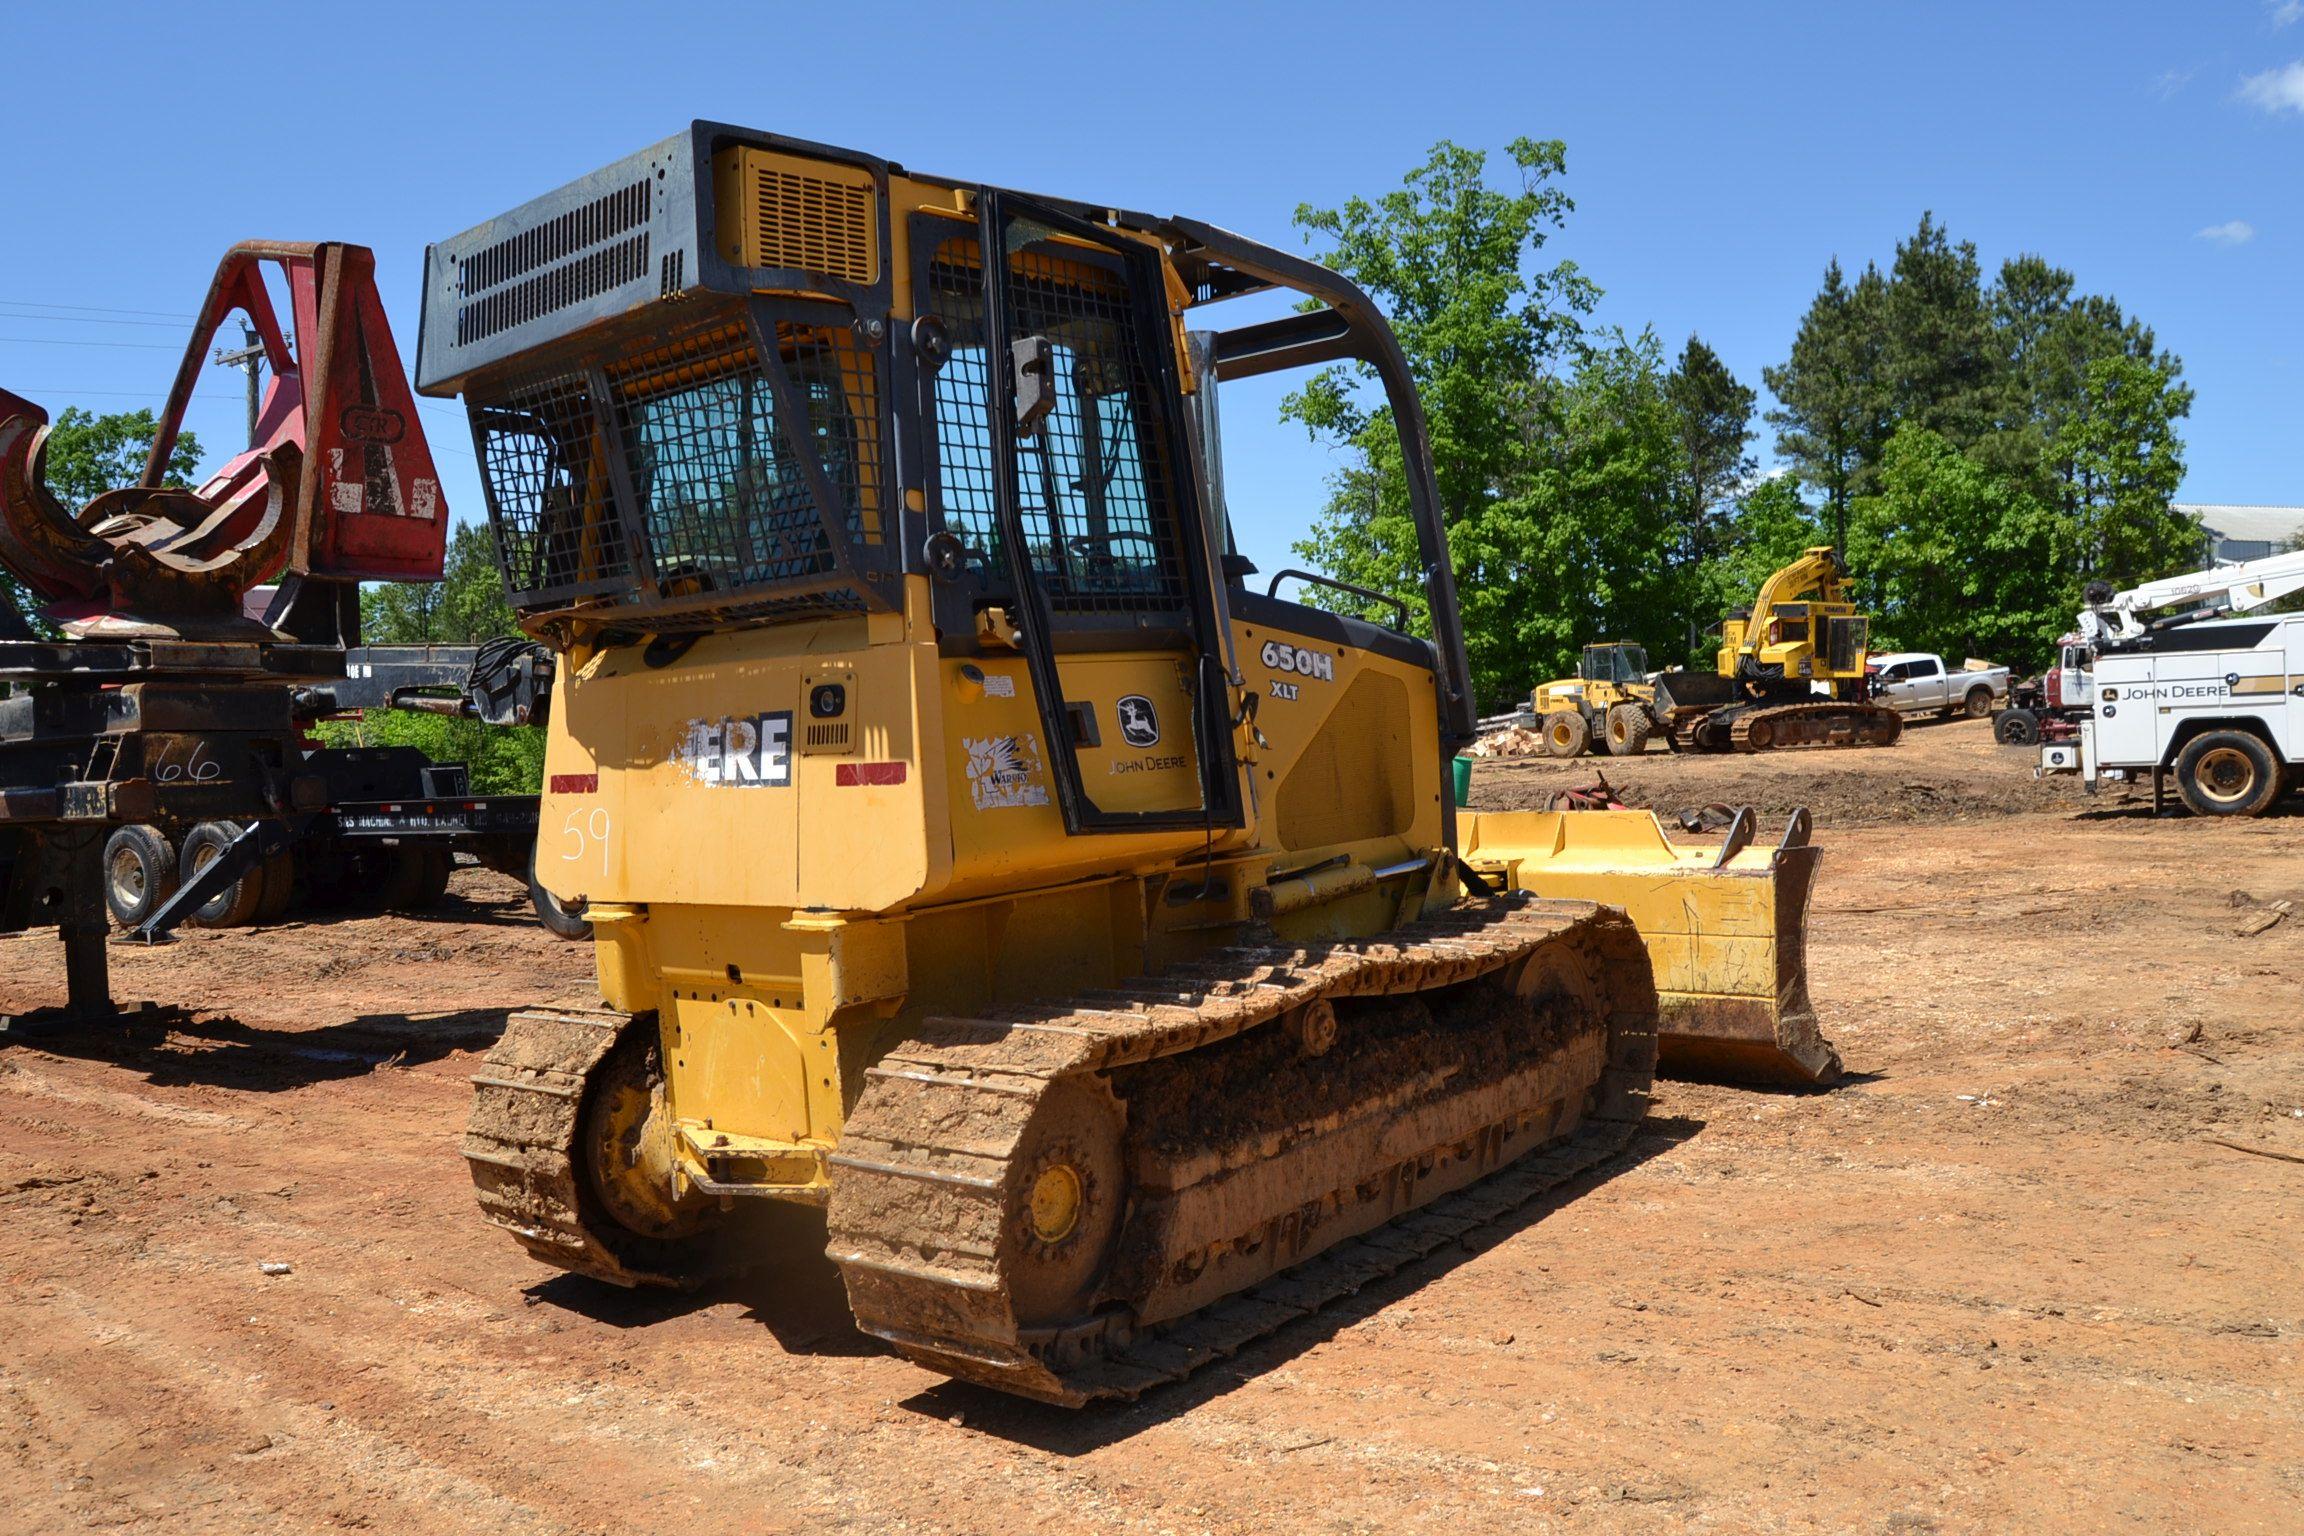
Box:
1;750;2299;1534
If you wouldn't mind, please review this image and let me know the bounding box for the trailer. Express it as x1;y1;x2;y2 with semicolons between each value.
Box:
91;633;577;938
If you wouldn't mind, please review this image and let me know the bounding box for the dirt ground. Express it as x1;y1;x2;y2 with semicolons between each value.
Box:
2;718;2299;1535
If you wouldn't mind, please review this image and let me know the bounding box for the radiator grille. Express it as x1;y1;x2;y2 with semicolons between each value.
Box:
460;180;652;297
744;164;875;283
457;233;650;345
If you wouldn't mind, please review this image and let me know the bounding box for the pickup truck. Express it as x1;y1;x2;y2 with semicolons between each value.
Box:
1867;652;2009;718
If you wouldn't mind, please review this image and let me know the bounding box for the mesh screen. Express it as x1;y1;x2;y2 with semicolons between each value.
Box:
925;231;1188;614
474;370;633;605
472;306;885;622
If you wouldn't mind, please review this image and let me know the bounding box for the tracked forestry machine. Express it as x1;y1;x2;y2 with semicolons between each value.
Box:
425;123;1839;1406
1655;546;1900;752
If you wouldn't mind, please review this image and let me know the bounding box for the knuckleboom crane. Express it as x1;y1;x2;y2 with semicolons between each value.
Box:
2078;548;2304;645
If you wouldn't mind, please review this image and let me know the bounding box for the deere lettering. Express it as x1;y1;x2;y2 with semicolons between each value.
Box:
2121;683;2232;701
676;711;793;786
1260;640;1335;682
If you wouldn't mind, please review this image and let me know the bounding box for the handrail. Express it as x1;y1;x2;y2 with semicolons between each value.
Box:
1265;567;1410;632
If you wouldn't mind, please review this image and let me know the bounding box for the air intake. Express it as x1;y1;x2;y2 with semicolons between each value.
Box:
714;149;878;285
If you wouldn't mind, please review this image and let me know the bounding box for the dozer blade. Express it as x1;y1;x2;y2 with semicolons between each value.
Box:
1456;806;1838;1086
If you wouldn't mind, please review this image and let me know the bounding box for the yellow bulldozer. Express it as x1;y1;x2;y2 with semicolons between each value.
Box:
417;122;1839;1406
1532;547;1901;756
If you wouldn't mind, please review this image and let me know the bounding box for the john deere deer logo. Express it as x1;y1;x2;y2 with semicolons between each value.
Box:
1116;695;1160;749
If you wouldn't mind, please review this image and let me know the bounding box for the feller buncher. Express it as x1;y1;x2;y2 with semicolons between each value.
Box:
421;123;1840;1406
1534;548;1901;757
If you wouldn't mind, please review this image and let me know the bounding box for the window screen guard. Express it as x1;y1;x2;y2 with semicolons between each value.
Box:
467;294;899;626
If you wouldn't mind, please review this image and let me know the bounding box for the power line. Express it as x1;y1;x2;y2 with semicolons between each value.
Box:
0;335;181;351
10;387;242;401
0;298;197;321
0;307;199;330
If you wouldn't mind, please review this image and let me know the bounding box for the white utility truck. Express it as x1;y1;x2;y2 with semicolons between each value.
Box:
2039;610;2304;816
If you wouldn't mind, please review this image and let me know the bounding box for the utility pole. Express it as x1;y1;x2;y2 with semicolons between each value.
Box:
211;324;263;450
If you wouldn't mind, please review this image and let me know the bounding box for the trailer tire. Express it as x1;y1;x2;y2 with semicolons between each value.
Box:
1604;703;1653;757
1540;709;1590;759
102;825;177;928
529;857;592;941
180;822;266;930
256;850;295;922
378;846;431;911
408;847;454;910
1995;709;2042;746
2172;731;2283;818
1963;685;1995;719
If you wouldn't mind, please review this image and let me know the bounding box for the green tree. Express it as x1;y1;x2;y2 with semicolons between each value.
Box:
2054;353;2195;587
1496;329;1689;688
1287;137;1598;660
1882;214;2002;452
1846;424;2071;664
1663;335;1756;573
1762;258;1890;547
1691;475;1828;642
38;406;202;507
361;522;518;644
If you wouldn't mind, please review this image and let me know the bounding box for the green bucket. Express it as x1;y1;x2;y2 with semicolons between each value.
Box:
1449;754;1473;807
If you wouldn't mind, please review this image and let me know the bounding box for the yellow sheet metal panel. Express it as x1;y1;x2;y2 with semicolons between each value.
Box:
534;621;932;915
709;147;879;285
1240;616;1442;865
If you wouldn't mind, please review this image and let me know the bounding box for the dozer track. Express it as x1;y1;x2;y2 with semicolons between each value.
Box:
824;898;1657;1405
463;1006;701;1289
1676;700;1901;753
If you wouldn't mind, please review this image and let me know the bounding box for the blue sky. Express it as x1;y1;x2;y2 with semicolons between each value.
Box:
2;1;2297;581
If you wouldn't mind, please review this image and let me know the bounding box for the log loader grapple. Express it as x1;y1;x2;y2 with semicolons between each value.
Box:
422;123;1841;1405
0;243;452;1028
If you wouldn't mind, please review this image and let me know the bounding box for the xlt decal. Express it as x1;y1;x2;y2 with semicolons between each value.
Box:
675;711;793;786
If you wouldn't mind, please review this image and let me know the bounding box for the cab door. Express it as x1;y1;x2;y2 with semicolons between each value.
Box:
970;194;1244;835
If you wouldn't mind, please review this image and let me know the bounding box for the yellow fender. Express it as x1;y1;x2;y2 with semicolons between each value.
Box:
1456;807;1839;1086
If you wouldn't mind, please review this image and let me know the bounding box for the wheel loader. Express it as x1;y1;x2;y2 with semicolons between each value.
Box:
419;122;1840;1406
1529;641;1658;757
1534;548;1901;757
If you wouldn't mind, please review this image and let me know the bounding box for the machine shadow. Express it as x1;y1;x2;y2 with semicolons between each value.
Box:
527;1204;882;1360
1;1004;508;1091
892;1116;1706;1452
233;892;547;934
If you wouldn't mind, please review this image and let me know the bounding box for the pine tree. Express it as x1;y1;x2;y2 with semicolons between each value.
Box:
1762;259;1890;547
1663;335;1756;570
